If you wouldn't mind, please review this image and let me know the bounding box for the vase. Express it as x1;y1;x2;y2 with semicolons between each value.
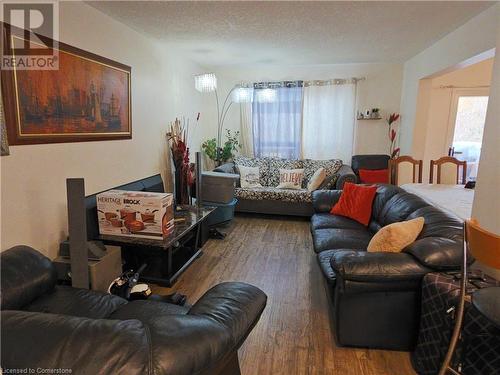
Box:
174;164;190;206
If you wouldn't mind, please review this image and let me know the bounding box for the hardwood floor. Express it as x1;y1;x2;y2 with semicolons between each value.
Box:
153;215;416;375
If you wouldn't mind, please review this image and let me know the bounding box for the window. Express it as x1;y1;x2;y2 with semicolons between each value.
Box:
252;82;303;159
248;79;357;161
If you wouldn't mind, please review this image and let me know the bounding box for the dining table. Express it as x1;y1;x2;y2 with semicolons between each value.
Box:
400;183;474;220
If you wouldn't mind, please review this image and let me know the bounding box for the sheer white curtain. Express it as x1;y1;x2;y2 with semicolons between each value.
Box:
302;83;356;163
239;101;254;157
252;84;303;159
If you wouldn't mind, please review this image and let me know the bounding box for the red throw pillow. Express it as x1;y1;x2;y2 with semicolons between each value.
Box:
359;168;389;184
330;182;377;226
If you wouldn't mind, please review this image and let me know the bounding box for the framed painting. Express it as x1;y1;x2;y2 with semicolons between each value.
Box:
1;23;132;145
1;87;9;156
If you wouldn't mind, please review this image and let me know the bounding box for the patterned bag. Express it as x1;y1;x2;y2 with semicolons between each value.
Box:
461;289;500;375
411;271;499;375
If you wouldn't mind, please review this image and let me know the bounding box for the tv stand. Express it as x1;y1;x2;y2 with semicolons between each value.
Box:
98;205;214;287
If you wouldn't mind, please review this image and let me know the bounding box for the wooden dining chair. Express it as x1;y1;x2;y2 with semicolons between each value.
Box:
439;219;500;375
388;155;422;186
429;156;467;184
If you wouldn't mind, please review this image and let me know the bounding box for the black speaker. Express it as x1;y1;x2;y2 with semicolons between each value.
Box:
66;178;90;289
195;152;202;208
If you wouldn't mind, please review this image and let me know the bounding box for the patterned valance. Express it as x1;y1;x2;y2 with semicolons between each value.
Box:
303;78;364;87
253;81;303;89
237;78;365;90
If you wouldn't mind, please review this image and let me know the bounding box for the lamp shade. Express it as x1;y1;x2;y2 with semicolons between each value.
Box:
195;73;217;93
232;86;253;103
255;88;276;103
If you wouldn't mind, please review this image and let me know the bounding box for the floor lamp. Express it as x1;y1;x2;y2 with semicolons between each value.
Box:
194;73;251;165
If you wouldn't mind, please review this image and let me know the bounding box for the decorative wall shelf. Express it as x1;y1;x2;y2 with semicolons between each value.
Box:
357;117;383;121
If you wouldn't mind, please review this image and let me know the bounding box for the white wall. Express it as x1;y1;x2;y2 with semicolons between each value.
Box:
472;25;500;236
471;22;500;279
203;63;403;161
0;2;205;258
399;3;499;154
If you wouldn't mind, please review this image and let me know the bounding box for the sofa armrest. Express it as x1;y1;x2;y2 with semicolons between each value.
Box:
1;310;150;375
188;282;267;344
148;282;267;375
404;237;469;271
335;165;357;189
214;162;236;174
312;190;342;213
1;245;57;310
213;163;240;188
331;250;431;285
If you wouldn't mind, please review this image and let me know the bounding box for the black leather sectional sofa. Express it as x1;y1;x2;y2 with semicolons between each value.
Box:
310;184;467;350
1;246;267;374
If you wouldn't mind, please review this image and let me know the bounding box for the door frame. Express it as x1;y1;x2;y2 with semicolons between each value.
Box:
444;88;490;155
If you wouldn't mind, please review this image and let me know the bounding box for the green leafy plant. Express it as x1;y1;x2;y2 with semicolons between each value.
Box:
221;130;241;161
201;138;218;161
202;130;241;163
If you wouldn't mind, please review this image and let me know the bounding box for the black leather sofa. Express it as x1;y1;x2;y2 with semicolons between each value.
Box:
1;246;267;375
311;184;467;350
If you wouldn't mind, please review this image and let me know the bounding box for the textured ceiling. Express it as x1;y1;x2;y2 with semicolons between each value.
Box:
88;1;494;66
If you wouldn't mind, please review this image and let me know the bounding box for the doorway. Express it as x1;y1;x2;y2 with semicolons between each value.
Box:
411;56;494;183
446;88;489;180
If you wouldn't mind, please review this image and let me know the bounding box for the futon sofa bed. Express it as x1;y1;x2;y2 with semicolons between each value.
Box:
311;184;466;350
215;156;356;216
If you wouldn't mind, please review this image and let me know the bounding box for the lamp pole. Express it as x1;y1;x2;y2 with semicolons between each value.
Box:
214;86;237;166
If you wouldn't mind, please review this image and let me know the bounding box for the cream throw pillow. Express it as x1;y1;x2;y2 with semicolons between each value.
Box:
307;167;326;192
277;168;304;189
239;165;263;188
367;217;425;253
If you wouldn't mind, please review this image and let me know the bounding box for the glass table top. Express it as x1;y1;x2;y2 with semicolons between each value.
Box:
98;205;215;249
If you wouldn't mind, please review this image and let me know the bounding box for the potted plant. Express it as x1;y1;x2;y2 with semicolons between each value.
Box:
202;130;241;166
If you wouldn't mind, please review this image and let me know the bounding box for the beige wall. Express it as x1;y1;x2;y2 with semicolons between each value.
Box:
412;59;494;182
431;59;494;88
206;63;403;160
472;24;500;235
411;79;432;160
0;2;205;258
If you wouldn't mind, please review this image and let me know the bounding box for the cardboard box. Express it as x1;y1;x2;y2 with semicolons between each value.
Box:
97;190;174;239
